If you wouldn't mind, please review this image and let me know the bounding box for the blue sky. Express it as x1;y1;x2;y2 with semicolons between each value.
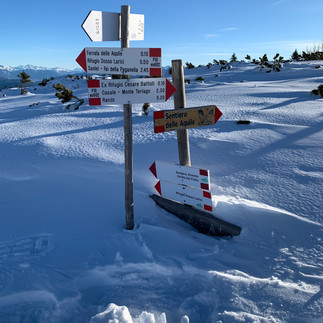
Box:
0;0;322;69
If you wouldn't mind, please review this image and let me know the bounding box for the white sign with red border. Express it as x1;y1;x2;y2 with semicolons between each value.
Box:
154;180;213;212
76;47;162;77
87;78;176;105
149;161;210;190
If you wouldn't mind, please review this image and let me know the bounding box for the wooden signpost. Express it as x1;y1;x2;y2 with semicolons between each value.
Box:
153;105;222;133
148;60;241;237
76;47;162;76
77;5;240;236
78;5;176;230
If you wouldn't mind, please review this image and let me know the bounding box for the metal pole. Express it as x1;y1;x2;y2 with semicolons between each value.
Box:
121;5;134;230
171;59;191;166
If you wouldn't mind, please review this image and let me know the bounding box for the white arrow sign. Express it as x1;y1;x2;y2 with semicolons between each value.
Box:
154;180;213;212
76;47;162;76
82;10;144;42
87;78;176;105
149;161;211;190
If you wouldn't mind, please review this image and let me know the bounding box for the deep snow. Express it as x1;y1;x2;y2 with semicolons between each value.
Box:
0;61;322;322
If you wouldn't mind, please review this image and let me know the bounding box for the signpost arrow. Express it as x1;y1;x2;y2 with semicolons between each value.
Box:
82;10;144;42
154;180;213;212
76;47;162;77
87;78;176;105
149;161;210;190
153;105;222;133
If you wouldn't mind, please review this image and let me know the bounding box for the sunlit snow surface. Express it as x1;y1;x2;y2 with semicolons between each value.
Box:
0;61;322;322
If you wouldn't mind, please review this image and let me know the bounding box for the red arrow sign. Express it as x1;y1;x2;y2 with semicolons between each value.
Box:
76;47;162;77
87;78;176;105
149;161;210;190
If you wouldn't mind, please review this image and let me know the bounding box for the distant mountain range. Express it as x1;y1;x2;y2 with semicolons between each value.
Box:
0;65;82;86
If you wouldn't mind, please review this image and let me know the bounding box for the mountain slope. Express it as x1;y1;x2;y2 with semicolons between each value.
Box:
0;61;322;322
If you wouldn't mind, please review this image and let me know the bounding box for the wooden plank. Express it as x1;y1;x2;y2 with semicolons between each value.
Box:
154;105;222;133
121;5;134;230
171;59;191;166
150;194;242;237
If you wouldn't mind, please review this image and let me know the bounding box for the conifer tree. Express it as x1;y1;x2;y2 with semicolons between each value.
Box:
53;83;84;110
259;54;269;66
230;53;238;62
18;71;31;95
291;49;299;60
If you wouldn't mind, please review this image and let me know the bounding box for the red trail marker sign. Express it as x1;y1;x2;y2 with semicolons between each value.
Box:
76;47;162;77
149;161;211;190
87;78;176;105
154;180;213;212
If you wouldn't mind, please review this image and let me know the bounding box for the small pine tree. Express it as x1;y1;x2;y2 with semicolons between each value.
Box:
38;78;50;86
230;53;238;62
53;83;73;103
53;83;84;110
185;62;195;69
261;54;268;64
311;84;323;97
292;49;301;61
245;55;251;61
142;103;149;115
318;85;323;97
195;76;204;82
18;71;31;95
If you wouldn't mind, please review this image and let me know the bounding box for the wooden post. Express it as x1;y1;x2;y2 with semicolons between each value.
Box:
121;5;134;230
171;60;191;166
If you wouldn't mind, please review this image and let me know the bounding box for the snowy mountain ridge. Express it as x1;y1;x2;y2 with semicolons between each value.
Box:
0;64;82;81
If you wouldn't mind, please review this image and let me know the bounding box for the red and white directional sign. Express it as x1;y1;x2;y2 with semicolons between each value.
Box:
87;78;176;105
76;47;162;76
82;11;144;42
149;161;210;190
154;180;213;212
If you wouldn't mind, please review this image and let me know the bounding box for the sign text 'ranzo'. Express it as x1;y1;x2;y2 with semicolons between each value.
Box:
154;105;222;133
87;78;176;105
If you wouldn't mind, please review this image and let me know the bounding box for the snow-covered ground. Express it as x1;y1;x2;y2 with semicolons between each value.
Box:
0;61;322;322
